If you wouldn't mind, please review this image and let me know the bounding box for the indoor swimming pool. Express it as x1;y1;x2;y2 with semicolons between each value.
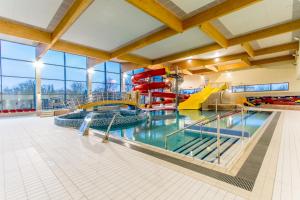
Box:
94;110;272;163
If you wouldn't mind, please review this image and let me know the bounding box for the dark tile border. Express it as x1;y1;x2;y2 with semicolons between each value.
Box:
93;112;281;191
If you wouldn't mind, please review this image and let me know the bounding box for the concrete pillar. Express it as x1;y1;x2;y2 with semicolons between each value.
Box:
87;58;102;100
35;63;42;112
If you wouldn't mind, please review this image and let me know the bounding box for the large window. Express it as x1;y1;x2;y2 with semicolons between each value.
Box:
65;54;87;101
232;82;289;93
1;40;35;61
123;68;144;92
0;40;123;111
0;41;36;110
92;62;121;94
41;50;66;109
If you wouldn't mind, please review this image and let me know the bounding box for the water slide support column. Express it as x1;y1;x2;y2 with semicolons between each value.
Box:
148;77;152;108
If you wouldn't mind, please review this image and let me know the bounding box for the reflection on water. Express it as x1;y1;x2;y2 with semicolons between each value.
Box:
94;110;271;149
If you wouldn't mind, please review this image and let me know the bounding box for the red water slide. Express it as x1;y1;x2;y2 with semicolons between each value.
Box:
131;68;188;104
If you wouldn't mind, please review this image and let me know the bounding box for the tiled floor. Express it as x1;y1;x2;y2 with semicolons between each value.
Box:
272;111;300;200
1;110;300;200
0;116;243;200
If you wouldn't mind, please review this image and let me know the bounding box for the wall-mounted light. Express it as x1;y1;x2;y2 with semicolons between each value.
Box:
33;60;44;68
123;73;128;78
225;71;232;78
294;36;300;41
187;59;192;63
87;67;94;74
214;57;220;62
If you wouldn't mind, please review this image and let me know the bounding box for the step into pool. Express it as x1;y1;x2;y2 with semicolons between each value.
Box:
94;110;271;163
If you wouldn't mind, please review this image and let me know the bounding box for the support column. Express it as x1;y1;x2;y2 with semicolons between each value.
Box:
35;64;42;112
87;58;102;101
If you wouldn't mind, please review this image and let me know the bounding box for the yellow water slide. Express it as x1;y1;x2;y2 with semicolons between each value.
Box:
178;84;227;110
237;97;255;107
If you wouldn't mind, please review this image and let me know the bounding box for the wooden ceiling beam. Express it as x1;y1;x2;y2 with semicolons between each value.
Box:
217;62;250;72
36;0;94;60
154;19;300;64
172;59;205;69
250;55;294;65
182;0;262;30
117;54;153;65
111;28;176;58
199;22;228;48
228;19;300;46
126;0;182;32
112;0;261;58
0;16;152;65
0;18;51;43
153;43;222;65
52;40;111;60
241;57;251;66
192;55;294;74
172;53;248;69
255;42;299;56
204;65;219;72
190;69;213;74
203;53;248;65
241;42;255;57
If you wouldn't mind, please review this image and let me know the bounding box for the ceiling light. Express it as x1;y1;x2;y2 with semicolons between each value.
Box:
214;57;220;62
33;60;44;68
187;59;192;63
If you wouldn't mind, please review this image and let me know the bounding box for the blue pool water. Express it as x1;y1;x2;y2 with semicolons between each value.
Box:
95;110;271;162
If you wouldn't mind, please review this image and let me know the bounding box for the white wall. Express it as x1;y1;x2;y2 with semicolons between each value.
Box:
206;61;300;93
180;74;206;89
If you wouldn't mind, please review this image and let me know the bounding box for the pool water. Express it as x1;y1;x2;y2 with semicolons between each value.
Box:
94;110;271;162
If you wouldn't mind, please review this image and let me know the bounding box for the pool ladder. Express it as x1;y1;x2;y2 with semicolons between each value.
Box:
102;113;122;143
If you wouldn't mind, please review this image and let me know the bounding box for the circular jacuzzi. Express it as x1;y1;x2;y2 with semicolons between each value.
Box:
54;110;148;129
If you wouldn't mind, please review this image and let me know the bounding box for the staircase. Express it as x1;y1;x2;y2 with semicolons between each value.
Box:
173;135;239;163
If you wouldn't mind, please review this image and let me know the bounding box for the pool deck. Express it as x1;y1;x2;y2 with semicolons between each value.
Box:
0;110;299;199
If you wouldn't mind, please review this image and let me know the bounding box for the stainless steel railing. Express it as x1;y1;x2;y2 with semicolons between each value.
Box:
164;107;247;164
102;113;122;143
164;114;217;149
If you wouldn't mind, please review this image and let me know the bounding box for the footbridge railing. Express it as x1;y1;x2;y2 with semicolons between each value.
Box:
68;92;139;110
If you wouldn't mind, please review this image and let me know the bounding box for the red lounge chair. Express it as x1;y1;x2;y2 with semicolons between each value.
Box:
16;109;23;112
30;109;36;112
23;109;30;112
2;110;9;113
10;109;16;113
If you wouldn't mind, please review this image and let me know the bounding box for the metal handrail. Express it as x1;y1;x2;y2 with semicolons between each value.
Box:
102;113;122;142
164;114;217;149
164;109;242;150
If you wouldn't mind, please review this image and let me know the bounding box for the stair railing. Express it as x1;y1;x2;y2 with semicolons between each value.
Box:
164;114;218;150
164;109;244;164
